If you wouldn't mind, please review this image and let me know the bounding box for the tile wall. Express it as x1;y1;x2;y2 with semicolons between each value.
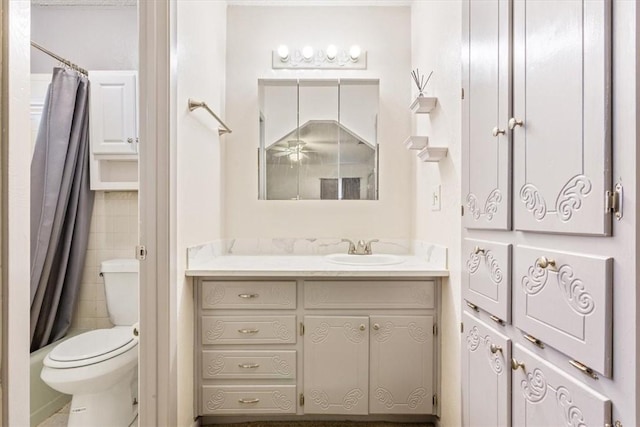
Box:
72;191;138;331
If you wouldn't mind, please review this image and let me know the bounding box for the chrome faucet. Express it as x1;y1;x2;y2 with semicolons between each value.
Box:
342;239;379;255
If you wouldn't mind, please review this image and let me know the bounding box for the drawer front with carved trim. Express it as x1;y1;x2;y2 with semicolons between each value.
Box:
513;245;612;377
462;238;512;322
511;345;611;426
202;350;296;379
201;280;296;309
201;385;297;415
202;316;297;345
304;280;435;309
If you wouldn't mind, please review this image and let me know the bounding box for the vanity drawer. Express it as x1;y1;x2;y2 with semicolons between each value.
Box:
513;245;612;377
201;280;296;309
201;385;296;415
304;280;435;309
462;238;511;322
202;350;296;379
202;315;297;345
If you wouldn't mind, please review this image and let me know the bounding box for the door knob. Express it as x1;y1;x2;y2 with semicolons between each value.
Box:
536;256;556;270
511;358;525;371
373;323;380;330
359;324;366;331
508;117;524;129
492;127;506;137
490;344;502;354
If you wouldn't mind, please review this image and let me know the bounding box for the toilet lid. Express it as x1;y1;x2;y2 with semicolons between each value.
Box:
49;328;134;362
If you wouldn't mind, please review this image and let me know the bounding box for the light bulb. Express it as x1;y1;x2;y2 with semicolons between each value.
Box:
302;46;314;61
277;45;289;61
349;45;361;61
326;44;337;60
288;152;299;162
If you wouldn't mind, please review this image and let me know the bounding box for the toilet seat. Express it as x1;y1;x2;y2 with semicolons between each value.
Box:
44;328;138;369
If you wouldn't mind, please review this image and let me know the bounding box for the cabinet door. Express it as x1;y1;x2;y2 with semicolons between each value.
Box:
512;345;611;426
513;0;611;235
462;0;511;230
462;312;510;427
369;315;433;414
303;316;369;415
89;70;138;155
462;239;512;322
513;245;613;377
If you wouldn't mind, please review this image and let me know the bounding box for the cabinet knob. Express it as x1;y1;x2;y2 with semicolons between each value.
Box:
536;256;556;270
492;127;506;137
490;344;502;354
511;358;525;371
373;323;380;331
359;324;366;331
473;246;485;255
508;117;524;129
127;137;134;143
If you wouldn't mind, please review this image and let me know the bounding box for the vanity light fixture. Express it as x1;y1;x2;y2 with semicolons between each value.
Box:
272;44;367;70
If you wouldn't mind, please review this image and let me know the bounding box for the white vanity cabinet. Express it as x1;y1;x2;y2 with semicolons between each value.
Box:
194;277;440;421
461;0;616;425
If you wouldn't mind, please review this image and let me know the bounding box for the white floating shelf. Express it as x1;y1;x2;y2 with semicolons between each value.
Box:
403;136;429;150
417;146;448;162
410;96;438;114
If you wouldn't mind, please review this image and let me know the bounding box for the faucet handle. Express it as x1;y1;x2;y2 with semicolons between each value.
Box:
364;239;379;254
341;238;357;254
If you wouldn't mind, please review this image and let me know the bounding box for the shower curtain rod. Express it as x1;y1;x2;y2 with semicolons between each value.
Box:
30;41;88;76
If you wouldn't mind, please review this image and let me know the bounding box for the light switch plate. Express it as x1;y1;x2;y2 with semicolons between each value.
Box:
431;184;441;211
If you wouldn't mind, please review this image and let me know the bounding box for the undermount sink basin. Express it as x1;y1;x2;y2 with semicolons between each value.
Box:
325;253;406;266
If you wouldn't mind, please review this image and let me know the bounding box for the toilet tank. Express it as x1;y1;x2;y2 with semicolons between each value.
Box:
100;259;139;326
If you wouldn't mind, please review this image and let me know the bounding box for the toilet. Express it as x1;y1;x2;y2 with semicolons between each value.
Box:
41;259;139;427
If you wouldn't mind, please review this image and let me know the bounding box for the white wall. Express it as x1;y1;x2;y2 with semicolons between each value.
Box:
176;1;227;425
411;2;462;426
225;5;413;238
31;5;137;72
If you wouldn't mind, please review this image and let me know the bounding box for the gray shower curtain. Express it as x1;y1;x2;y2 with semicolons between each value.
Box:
30;67;94;352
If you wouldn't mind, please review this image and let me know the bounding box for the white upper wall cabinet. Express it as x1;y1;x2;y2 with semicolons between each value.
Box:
89;70;138;155
462;0;511;230
512;0;611;235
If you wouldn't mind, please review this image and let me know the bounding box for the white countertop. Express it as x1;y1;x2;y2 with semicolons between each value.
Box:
185;255;449;277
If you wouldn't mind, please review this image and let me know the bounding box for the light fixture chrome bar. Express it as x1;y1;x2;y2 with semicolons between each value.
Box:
30;41;88;76
188;98;232;136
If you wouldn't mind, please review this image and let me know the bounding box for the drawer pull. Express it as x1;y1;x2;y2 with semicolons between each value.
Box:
511;358;525;371
238;328;260;334
466;301;479;312
569;360;599;380
490;344;502;354
523;333;545;349
238;363;260;369
536;256;556;270
489;315;504;325
238;293;259;299
473;246;486;255
238;398;260;404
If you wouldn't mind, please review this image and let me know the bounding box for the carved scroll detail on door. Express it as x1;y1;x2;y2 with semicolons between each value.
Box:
205;320;225;341
519;175;592;222
467;249;503;285
374;387;395;408
556;386;586;427
373;321;394;343
343;323;365;344
272;355;292;376
484;337;504;375
268;285;292;305
310;322;331;343
466;189;503;221
521;368;548;403
408;322;429;343
205;390;225;411
310;389;330;409
272;321;293;341
466;326;480;351
522;261;595;316
343;388;364;409
407;388;428;409
272;390;293;410
204;286;225;306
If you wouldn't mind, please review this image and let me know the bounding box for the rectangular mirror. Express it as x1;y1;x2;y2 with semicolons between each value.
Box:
258;78;379;200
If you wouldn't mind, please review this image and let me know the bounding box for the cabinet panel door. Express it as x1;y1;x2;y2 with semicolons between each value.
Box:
89;71;138;155
462;312;510;427
462;0;511;230
512;345;611;426
369;315;433;414
462;239;512;321
513;245;612;377
303;316;369;415
513;0;611;235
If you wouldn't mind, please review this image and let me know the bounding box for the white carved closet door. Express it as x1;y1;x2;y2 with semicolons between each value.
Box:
512;345;611;426
512;0;611;235
462;0;511;230
303;316;369;415
369;316;433;414
462;313;510;427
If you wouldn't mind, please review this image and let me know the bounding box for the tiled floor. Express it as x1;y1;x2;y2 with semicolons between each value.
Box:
37;403;139;427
